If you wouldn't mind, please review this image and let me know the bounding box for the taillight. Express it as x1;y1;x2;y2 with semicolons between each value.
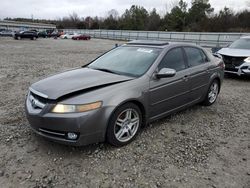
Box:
219;61;225;69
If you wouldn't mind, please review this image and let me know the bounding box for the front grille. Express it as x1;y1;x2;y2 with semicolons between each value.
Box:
222;55;245;67
29;92;47;109
30;92;48;104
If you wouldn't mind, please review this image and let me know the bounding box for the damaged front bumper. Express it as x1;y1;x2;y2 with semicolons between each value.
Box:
225;61;250;76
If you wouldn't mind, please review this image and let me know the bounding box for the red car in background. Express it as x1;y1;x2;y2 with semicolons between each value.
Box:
72;34;91;40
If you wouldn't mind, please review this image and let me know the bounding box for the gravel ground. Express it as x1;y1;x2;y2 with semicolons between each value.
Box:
0;37;249;188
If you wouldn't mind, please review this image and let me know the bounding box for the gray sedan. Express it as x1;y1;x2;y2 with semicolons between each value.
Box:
25;40;224;147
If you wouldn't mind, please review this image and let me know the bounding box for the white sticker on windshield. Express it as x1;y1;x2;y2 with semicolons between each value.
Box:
137;48;153;53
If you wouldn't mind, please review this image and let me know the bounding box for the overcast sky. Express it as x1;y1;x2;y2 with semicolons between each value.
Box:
0;0;249;20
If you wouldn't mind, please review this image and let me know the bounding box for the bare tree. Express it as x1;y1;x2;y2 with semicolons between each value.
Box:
107;9;119;20
69;12;80;22
164;0;179;14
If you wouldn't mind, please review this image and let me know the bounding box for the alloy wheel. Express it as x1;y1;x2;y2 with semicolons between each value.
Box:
114;108;140;142
208;82;219;103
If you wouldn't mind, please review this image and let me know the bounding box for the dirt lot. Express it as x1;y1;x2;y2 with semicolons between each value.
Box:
0;37;249;188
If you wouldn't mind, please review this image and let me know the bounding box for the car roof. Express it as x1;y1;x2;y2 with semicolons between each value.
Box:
127;40;169;46
126;40;200;49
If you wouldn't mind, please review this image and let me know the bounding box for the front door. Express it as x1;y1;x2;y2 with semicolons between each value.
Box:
149;47;191;120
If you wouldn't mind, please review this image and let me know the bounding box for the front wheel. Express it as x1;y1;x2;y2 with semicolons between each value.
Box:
203;80;220;106
107;103;142;147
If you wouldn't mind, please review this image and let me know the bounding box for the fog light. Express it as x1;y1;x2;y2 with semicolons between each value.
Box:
67;132;78;140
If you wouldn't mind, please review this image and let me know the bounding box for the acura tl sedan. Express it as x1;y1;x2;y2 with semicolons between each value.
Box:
25;40;224;147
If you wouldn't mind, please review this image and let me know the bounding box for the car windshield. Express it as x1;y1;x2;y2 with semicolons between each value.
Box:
229;38;250;50
88;46;162;77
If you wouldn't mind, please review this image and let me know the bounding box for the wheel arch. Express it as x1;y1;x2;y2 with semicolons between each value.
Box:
118;99;146;124
105;99;147;136
209;72;222;93
105;99;147;146
209;75;221;94
213;77;221;93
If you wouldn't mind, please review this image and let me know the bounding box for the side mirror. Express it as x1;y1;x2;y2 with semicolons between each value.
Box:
155;68;176;79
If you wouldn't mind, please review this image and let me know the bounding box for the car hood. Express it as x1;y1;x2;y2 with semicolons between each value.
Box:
218;48;250;57
30;68;133;100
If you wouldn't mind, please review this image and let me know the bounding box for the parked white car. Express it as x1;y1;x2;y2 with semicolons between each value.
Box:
60;33;79;39
217;36;250;76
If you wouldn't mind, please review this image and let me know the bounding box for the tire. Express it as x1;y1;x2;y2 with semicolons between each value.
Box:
107;103;142;147
31;36;36;40
202;79;220;106
17;36;21;40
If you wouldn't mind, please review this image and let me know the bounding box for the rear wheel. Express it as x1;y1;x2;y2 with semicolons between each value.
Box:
203;80;220;106
107;103;142;147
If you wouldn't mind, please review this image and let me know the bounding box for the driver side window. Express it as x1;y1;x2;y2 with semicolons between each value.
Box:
158;48;186;72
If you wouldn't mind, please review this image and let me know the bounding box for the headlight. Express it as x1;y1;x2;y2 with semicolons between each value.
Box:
244;57;250;63
52;101;102;113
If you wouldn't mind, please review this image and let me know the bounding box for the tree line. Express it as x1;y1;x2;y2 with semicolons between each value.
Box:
5;0;250;32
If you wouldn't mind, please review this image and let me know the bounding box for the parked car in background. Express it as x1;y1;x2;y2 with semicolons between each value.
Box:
14;31;38;40
25;40;224;147
60;33;79;39
48;31;61;38
30;29;38;33
38;31;48;38
0;29;14;37
217;36;250;76
72;34;91;40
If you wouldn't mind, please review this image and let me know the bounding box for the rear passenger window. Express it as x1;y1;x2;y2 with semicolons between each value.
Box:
200;50;209;62
184;47;207;67
158;48;186;72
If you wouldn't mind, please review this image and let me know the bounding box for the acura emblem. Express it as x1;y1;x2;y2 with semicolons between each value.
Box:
31;98;37;108
29;94;45;109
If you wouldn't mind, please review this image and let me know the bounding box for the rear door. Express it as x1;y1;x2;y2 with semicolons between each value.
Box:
183;47;211;101
149;47;191;119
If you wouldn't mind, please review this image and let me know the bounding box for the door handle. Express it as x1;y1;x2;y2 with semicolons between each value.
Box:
182;75;189;81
